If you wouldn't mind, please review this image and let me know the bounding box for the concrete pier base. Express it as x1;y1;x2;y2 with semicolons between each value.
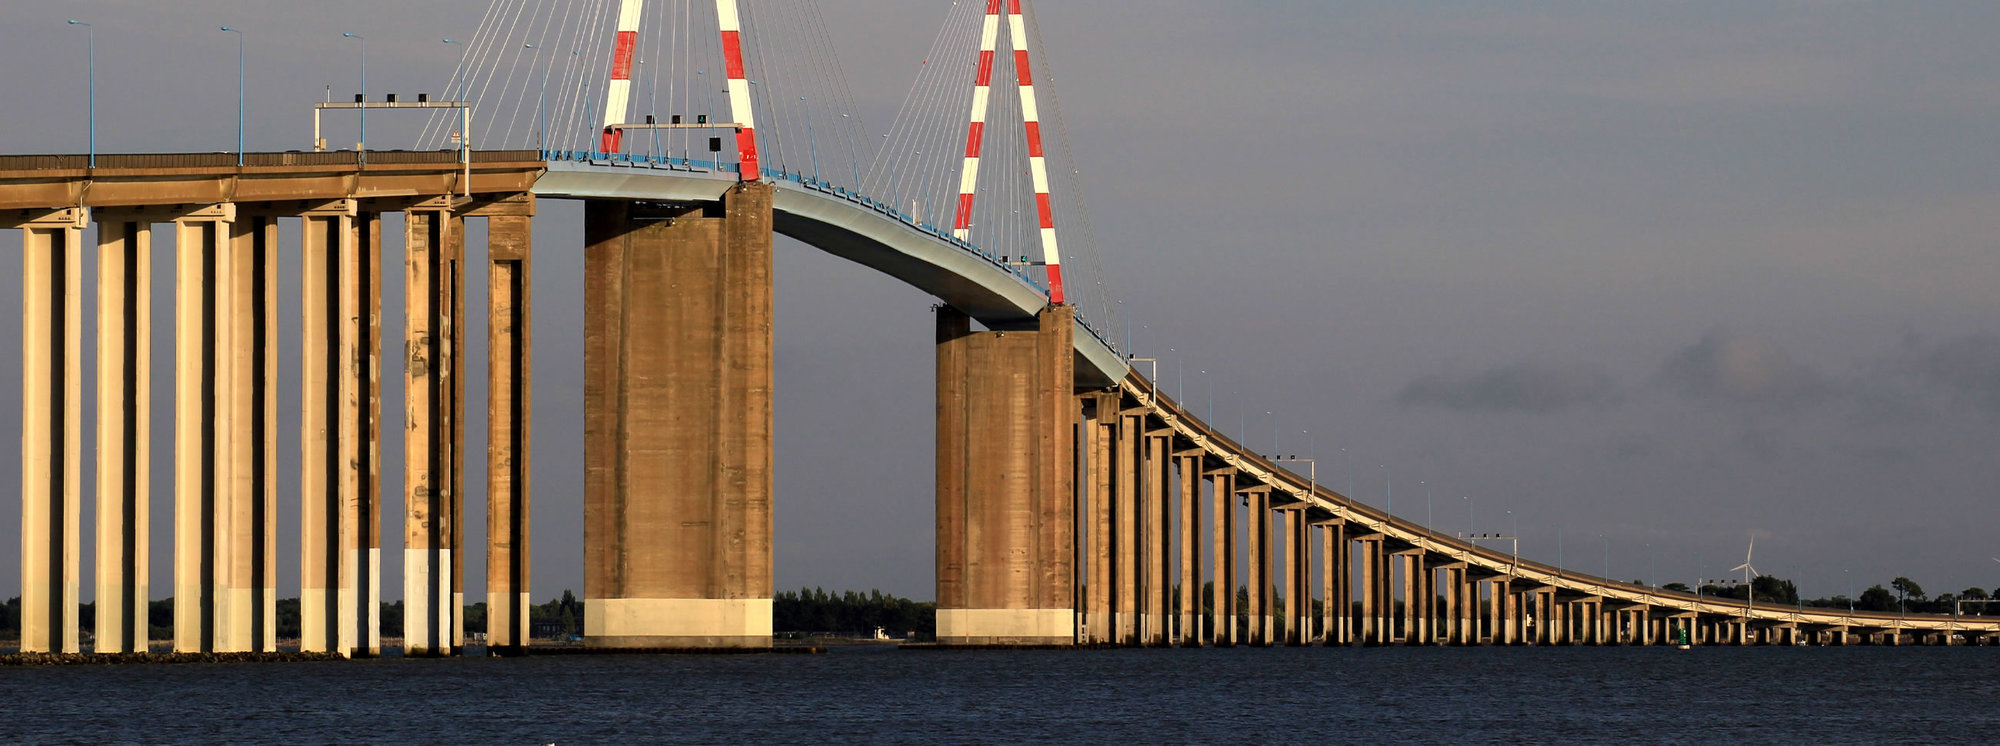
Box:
934;305;1077;646
584;186;774;649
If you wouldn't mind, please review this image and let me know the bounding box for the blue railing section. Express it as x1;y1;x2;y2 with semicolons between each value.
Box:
542;148;1117;355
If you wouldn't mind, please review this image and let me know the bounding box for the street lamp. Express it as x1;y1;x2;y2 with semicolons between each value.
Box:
1464;496;1473;540
66;20;94;168
443;37;468;121
1381;464;1392;520
342;32;366;150
220;27;244;166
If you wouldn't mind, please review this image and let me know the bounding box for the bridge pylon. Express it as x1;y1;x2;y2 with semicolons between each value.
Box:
583;184;775;649
935;304;1077;645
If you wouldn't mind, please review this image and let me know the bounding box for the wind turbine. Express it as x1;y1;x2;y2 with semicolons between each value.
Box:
1730;536;1760;587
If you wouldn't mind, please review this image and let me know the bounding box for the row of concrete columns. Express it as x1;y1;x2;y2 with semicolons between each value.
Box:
7;195;532;656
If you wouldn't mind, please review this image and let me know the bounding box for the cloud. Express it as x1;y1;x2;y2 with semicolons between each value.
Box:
1657;327;1833;409
1398;364;1616;413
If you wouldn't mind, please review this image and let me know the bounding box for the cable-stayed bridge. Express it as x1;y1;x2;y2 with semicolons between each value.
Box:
4;0;1992;656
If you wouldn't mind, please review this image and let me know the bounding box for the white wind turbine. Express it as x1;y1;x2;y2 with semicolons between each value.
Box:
1730;536;1761;588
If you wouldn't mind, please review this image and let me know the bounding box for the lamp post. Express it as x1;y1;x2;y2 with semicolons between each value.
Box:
443;38;471;196
1265;411;1276;458
66;20;94;168
1202;370;1212;421
1421;481;1429;532
220;27;244;166
343;32;366;151
1169;348;1180;402
1382;464;1392;520
1508;510;1517;565
1465;495;1473;541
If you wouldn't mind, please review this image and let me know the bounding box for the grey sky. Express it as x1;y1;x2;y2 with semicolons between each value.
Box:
1;1;1996;604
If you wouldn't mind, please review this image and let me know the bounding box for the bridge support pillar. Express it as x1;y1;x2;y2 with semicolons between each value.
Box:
228;215;279;652
1175;455;1201;646
1208;471;1236;646
1142;433;1169;646
934;304;1076;646
1319;521;1347;645
1079;392;1112;643
1111;403;1140;645
172;205;242;653
486;206;535;654
91;215;149;654
404;205;466;657
14;207;85;654
584;186;774;649
1244;490;1269;646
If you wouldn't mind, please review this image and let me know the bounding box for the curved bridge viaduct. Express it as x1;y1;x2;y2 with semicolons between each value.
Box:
3;150;1991;655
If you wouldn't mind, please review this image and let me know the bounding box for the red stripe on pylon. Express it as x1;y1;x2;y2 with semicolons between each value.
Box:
611;31;638;80
1045;263;1065;305
721;31;746;78
1015;50;1034;86
955;194;976;230
975;50;996;86
1035;193;1054;229
1024;122;1044;158
964;122;986;159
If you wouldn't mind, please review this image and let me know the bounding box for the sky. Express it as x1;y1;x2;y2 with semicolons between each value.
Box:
1;1;1997;605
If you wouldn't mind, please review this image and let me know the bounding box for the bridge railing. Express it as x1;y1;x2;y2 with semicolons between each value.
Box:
0;150;546;172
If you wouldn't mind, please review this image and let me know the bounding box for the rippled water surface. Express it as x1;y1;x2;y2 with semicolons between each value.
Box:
2;645;1995;743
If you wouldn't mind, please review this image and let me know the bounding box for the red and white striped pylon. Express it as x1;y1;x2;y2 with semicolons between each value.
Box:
717;0;762;180
951;0;1004;242
953;0;1065;304
599;0;643;154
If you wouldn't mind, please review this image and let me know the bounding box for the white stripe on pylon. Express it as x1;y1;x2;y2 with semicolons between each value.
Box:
716;0;759;179
599;0;645;153
1009;0;1064;303
953;0;1005;240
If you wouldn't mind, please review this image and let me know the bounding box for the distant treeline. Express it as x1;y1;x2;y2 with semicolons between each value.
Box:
0;591;590;643
774;588;935;639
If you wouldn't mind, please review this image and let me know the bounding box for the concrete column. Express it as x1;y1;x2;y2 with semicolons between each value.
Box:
934;305;1076;645
16;207;85;654
1111;410;1139;645
1244;490;1267;646
173;205;237;653
1141;434;1168;645
298;208;342;652
1175;455;1200;646
228;216;279;652
1276;508;1295;645
584;188;774;648
1358;539;1379;644
1323;522;1347;645
355;211;384;657
92;216;149;653
1209;471;1235;646
404;206;461;656
486;208;535;652
1080;392;1114;644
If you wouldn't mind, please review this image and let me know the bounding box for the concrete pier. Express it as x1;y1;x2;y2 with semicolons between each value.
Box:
404;205;461;657
484;203;535;653
14;207;85;654
92;215;148;654
229;216;279;652
1081;392;1115;644
1209;470;1236;646
584;185;775;649
1175;454;1200;645
173;205;238;653
935;305;1076;645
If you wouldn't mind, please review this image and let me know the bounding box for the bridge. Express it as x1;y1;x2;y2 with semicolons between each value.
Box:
5;0;1992;656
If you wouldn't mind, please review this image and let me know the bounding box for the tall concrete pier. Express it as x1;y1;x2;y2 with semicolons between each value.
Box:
584;184;774;649
934;304;1077;645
